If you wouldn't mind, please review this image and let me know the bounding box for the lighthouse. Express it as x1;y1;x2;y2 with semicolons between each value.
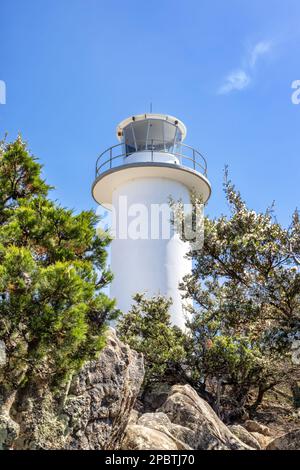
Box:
92;114;211;329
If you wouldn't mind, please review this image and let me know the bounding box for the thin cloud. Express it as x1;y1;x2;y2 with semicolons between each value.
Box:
249;40;272;67
218;40;272;94
218;69;250;94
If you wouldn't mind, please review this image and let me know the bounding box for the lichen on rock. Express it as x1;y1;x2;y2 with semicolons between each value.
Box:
63;328;144;450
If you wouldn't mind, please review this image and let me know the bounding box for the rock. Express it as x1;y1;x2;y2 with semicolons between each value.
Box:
243;420;272;436
266;429;300;450
0;390;20;450
122;386;253;450
0;414;19;450
135;412;192;449
250;431;272;449
2;328;273;451
127;409;140;425
142;383;171;412
122;424;182;450
13;391;66;450
229;425;261;450
64;328;144;450
158;384;252;450
0;341;6;367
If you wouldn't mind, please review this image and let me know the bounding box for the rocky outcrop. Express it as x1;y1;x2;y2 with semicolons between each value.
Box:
9;328;144;450
229;425;261;450
3;329;297;451
142;383;172;412
0;391;20;450
122;424;189;450
13;390;66;450
64;328;144;450
0;338;17;450
0;414;20;450
122;412;192;450
122;384;252;450
250;431;272;449
243;420;272;436
266;429;300;450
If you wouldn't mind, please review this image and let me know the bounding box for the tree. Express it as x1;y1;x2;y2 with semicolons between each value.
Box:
0;137;118;410
117;294;186;386
180;172;300;417
119;174;299;419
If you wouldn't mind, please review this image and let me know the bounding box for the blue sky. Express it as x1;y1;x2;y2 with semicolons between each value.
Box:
1;0;300;226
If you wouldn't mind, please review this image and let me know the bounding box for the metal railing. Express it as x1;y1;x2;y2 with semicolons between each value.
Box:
95;140;208;178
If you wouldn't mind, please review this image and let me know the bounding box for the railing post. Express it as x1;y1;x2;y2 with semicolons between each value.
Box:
110;147;112;169
193;149;195;170
151;139;154;161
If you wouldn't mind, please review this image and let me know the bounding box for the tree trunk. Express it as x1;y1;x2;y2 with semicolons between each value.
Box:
215;378;221;417
249;386;266;414
291;381;300;409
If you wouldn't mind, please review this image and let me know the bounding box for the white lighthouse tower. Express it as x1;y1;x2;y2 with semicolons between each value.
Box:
92;114;211;329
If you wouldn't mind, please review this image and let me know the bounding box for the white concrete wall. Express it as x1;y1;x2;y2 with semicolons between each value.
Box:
124;150;180;166
110;174;192;329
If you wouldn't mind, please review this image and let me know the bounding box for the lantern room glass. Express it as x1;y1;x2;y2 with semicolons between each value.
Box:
123;119;182;156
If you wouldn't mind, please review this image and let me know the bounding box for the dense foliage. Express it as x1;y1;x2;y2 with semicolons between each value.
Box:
117;293;186;385
0;137;118;401
119;174;300;418
182;175;300;415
